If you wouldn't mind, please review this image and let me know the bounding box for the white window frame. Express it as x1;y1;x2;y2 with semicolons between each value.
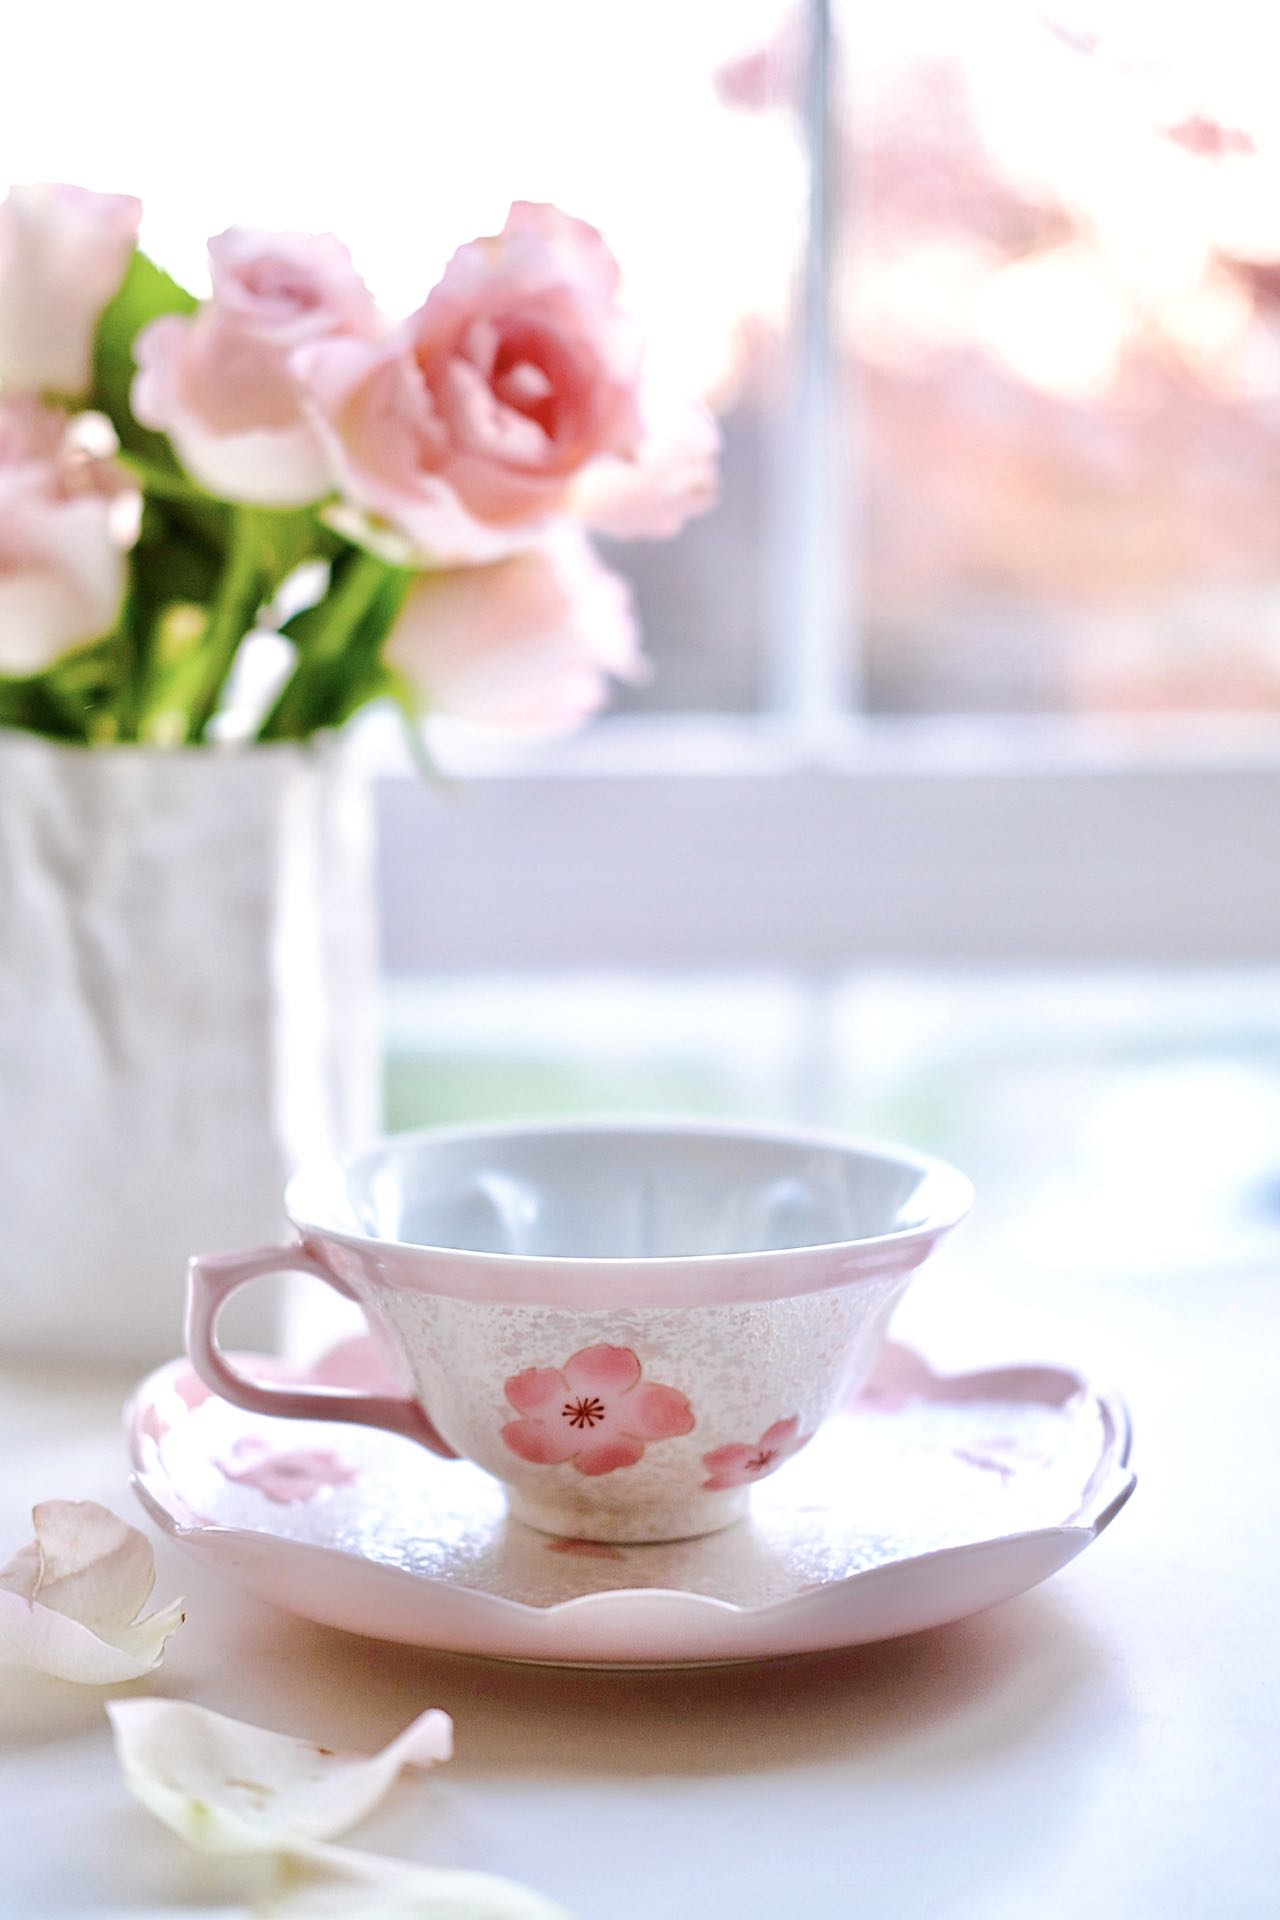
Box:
376;714;1280;973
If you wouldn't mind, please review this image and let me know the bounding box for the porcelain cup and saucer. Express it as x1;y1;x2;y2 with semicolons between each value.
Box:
127;1120;1134;1664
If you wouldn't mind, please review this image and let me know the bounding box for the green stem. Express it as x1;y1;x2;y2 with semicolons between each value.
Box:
185;508;269;742
385;667;450;788
258;548;398;741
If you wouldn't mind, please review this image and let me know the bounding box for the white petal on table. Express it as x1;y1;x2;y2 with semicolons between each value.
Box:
259;1844;573;1919
107;1699;454;1854
0;1501;184;1683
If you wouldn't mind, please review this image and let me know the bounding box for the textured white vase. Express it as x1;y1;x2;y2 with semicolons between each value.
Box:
0;731;379;1370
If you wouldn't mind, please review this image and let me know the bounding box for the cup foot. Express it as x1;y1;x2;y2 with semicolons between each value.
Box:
506;1485;749;1545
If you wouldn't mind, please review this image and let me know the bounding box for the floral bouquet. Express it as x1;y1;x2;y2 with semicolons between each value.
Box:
0;184;718;748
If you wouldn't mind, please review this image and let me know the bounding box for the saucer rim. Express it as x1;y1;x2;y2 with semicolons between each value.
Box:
132;1475;1136;1631
127;1349;1136;1628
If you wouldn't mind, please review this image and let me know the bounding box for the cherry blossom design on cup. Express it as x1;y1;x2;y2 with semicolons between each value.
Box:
701;1416;810;1490
501;1345;694;1477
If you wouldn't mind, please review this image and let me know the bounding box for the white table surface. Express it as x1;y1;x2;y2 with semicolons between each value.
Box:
2;1248;1277;1920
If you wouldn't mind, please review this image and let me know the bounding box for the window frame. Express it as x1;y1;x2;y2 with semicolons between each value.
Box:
375;714;1280;973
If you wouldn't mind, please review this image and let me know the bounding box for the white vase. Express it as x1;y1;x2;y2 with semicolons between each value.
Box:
0;730;380;1371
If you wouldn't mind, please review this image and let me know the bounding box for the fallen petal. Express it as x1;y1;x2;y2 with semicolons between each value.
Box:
258;1844;572;1919
0;1501;184;1683
108;1699;453;1854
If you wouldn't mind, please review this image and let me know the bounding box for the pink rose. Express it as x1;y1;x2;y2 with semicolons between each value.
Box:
133;229;381;506
384;527;642;733
0;183;141;395
0;398;133;676
299;201;719;562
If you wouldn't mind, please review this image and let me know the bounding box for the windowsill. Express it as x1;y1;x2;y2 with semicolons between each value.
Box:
350;704;1280;783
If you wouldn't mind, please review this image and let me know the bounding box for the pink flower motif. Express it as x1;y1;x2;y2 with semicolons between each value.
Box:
501;1344;694;1477
701;1416;809;1491
217;1441;359;1506
1162;116;1256;161
173;1369;213;1411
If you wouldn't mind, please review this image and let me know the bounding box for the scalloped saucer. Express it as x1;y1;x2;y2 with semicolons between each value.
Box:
127;1340;1134;1667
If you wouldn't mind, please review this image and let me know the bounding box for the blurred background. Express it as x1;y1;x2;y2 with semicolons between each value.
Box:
8;0;1280;1307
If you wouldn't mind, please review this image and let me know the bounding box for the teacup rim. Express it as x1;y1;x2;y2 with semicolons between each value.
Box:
285;1114;975;1274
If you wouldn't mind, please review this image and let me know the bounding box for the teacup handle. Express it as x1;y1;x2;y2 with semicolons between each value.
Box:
185;1241;457;1458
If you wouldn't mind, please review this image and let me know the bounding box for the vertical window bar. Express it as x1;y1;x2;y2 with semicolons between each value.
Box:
766;0;858;745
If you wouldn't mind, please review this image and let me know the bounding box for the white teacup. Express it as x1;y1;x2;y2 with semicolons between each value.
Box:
186;1119;972;1543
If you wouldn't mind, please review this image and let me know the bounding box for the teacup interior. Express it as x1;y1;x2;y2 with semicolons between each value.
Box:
303;1125;966;1261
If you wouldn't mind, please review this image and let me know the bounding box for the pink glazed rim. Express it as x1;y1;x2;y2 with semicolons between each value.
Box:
283;1116;975;1310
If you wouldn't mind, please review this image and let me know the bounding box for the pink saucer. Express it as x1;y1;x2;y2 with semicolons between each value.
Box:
127;1340;1134;1666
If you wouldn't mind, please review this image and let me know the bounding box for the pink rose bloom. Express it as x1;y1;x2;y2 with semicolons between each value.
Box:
502;1344;695;1476
0;182;140;395
299;200;719;563
0;397;133;676
133;228;381;506
701;1416;809;1491
385;527;642;733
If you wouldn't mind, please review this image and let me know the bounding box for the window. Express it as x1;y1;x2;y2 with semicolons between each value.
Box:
7;2;1278;1071
837;1;1280;719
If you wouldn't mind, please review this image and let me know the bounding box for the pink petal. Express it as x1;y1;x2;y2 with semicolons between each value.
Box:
217;1448;359;1506
133;315;331;506
173;1370;212;1411
573;1437;646;1477
299;337;525;566
701;1443;754;1481
500;1419;580;1466
562;1345;642;1398
0;1502;184;1682
624;1381;695;1441
384;528;641;734
571;394;720;539
760;1417;801;1453
504;1366;568;1417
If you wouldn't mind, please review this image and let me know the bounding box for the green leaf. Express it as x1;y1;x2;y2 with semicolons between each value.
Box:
90;250;197;475
0;664;99;744
114;501;222;737
90;251;235;560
